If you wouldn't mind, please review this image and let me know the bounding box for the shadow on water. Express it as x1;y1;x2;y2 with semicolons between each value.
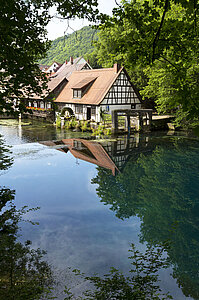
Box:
0;119;93;145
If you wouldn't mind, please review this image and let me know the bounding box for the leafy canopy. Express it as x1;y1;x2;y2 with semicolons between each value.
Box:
0;0;99;115
94;0;199;125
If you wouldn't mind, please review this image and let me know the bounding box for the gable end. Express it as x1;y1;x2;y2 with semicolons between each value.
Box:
101;70;141;106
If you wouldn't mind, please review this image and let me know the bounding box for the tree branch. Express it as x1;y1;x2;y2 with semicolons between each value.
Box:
152;0;169;62
159;55;180;71
115;0;122;8
194;0;197;34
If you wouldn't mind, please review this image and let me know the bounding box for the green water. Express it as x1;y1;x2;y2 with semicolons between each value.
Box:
0;119;199;299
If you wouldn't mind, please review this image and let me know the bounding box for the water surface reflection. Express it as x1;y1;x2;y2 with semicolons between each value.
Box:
1;124;198;299
41;135;199;299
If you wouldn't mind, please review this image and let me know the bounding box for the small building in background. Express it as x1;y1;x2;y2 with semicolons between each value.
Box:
45;61;63;74
25;57;91;114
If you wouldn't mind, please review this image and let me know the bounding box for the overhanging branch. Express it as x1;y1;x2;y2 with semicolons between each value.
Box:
152;0;169;62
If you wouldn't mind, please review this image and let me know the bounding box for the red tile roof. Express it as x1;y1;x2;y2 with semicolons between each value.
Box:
72;77;97;89
55;66;123;105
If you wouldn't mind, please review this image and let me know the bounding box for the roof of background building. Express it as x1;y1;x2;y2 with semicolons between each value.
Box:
47;59;89;92
29;57;90;99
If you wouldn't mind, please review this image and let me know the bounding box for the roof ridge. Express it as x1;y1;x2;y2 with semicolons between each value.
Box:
73;67;116;73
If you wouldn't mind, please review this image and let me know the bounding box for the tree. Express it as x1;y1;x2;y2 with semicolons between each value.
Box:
39;26;99;66
0;0;99;115
94;0;199;125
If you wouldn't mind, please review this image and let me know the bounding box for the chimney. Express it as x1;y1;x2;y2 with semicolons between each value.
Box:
114;63;121;73
65;60;67;64
70;56;73;65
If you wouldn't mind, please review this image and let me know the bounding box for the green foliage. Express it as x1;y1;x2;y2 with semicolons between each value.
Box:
92;124;112;136
65;117;78;130
0;1;99;115
104;128;112;135
43;0;99;22
64;243;172;299
56;115;61;128
0;0;50;115
81;120;91;132
95;0;199;125
39;26;99;66
0;192;54;300
92;124;105;136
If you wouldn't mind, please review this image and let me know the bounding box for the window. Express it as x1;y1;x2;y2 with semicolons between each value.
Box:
91;106;96;115
47;102;51;109
106;105;109;112
75;105;83;114
28;101;31;107
33;102;37;108
40;101;44;109
73;89;82;99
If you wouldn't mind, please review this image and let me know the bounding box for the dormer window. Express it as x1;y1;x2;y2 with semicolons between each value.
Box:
72;77;97;99
73;89;82;99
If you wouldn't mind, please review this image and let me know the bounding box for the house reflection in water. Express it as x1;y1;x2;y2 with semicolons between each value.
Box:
41;134;151;176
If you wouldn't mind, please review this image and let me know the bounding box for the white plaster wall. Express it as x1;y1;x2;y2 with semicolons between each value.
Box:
58;104;101;122
46;63;59;73
100;104;141;115
96;106;101;123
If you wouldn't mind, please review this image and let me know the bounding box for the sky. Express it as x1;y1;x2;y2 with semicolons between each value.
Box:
46;0;117;40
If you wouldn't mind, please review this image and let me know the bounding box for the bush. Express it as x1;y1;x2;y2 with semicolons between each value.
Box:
92;124;112;136
65;117;78;130
56;115;61;128
81;120;91;132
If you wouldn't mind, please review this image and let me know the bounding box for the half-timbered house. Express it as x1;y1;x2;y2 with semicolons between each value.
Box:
55;64;142;122
45;61;63;73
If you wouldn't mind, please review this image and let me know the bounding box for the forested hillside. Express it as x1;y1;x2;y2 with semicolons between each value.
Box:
39;26;98;65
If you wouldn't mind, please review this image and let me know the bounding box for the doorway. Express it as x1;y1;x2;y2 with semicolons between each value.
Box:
87;107;91;120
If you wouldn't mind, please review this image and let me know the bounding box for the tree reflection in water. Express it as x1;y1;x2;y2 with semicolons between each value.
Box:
64;242;172;300
0;135;53;300
2;132;199;299
92;136;199;299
